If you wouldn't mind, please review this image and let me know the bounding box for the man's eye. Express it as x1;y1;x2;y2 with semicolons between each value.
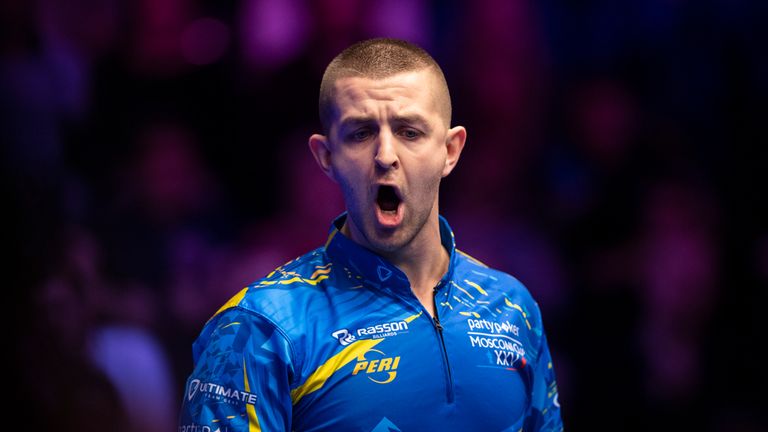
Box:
399;128;421;140
350;129;371;141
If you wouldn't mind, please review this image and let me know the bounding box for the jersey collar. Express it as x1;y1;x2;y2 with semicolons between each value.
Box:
324;213;457;294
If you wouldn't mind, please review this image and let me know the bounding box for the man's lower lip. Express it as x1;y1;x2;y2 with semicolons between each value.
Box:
375;204;403;228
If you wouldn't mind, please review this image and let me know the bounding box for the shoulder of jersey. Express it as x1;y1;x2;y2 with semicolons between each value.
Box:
208;247;332;323
453;248;541;319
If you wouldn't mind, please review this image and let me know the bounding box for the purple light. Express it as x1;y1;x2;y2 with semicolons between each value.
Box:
180;17;230;66
239;0;310;69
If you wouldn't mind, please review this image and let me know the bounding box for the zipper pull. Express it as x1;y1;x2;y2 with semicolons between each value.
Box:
433;316;443;332
432;284;444;331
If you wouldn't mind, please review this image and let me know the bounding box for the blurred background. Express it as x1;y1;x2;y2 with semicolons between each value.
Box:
4;0;766;430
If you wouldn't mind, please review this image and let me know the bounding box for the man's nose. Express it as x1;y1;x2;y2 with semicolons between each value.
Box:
374;129;399;170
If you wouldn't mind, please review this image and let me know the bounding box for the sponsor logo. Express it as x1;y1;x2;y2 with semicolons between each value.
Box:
188;379;200;400
186;379;257;405
377;265;392;281
179;425;234;432
332;329;356;346
494;349;525;367
466;318;519;336
465;318;527;369
356;320;408;338
468;332;527;368
469;334;525;355
352;349;401;384
331;320;409;345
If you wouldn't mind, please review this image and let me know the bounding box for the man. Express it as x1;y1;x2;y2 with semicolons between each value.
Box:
179;38;563;432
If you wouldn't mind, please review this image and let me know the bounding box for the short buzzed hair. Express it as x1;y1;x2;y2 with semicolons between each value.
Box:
318;38;452;133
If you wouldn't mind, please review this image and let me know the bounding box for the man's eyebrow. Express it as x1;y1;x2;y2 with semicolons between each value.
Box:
338;116;375;129
392;114;429;127
337;114;431;130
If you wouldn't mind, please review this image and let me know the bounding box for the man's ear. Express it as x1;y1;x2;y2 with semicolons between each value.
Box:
309;134;337;182
442;126;467;177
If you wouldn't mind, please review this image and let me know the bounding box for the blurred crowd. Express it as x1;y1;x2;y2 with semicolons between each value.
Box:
4;0;765;431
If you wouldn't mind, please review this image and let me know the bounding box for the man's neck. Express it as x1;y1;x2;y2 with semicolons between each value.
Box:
342;213;449;306
384;219;449;295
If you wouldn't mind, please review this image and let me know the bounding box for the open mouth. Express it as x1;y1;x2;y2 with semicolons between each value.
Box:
376;185;401;213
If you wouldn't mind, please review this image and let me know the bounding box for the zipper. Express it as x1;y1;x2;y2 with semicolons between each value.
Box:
432;284;455;403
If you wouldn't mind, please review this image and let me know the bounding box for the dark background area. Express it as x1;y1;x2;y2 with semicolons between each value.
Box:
4;0;766;431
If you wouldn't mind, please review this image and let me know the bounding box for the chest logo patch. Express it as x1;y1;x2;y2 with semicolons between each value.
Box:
332;320;410;346
352;348;401;384
377;265;392;281
465;318;528;370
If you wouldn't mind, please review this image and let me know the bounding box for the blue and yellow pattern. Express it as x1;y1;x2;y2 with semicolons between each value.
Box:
179;214;563;431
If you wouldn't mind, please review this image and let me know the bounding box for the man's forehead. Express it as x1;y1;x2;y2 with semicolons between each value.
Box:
333;70;437;97
329;70;443;118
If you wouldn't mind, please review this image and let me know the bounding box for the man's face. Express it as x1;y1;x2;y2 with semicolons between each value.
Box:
309;69;465;255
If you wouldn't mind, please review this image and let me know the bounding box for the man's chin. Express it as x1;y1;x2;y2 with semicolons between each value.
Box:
363;225;411;254
345;211;418;255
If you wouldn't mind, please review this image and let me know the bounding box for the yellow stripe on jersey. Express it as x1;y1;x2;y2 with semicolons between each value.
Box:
454;284;476;300
207;287;249;324
243;358;262;432
291;311;423;405
459;311;481;318
291;338;385;405
324;228;339;249
309;266;333;280
259;274;329;286
404;311;423;323
221;322;241;329
456;249;489;268
504;298;532;330
464;280;489;296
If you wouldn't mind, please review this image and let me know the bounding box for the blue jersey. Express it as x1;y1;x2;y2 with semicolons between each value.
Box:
179;214;563;431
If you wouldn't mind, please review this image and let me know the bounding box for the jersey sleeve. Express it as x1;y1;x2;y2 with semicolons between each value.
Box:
525;332;563;431
178;307;297;431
